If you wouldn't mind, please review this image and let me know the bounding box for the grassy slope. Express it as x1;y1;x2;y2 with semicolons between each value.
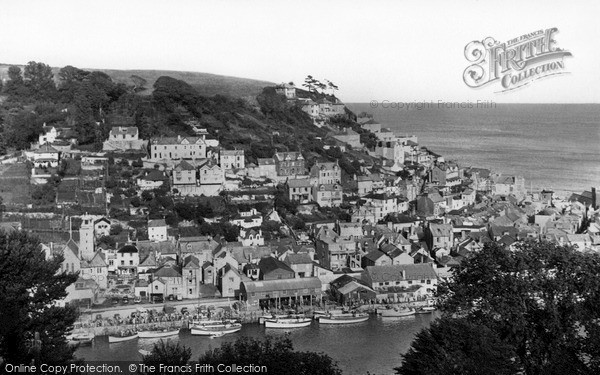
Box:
0;64;274;99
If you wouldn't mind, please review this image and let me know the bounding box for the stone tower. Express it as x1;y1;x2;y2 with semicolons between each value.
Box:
79;214;95;261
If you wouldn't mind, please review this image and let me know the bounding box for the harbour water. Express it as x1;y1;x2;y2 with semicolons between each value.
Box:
347;103;600;195
76;314;437;375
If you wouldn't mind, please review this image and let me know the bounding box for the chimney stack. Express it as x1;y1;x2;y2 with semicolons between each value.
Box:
592;187;597;209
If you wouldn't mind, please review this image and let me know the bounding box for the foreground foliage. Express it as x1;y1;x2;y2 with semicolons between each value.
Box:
141;336;342;375
200;336;342;375
399;241;600;375
396;317;520;375
0;231;78;366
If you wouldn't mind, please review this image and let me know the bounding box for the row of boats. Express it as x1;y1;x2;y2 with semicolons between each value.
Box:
67;306;436;343
260;306;436;328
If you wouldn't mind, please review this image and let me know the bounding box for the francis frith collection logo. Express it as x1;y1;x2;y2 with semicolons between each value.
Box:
463;27;572;92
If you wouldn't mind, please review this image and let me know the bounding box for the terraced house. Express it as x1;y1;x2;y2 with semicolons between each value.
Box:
149;135;207;162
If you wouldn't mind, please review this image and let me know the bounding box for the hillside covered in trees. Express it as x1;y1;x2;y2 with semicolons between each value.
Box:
0;61;373;177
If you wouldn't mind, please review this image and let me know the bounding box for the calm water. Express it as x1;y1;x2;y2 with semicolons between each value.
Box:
76;314;436;375
348;103;600;195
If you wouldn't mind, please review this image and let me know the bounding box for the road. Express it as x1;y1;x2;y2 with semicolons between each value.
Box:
78;298;240;320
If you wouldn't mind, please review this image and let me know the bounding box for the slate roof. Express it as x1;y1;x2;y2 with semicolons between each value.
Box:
148;219;166;228
258;256;294;275
430;223;452;237
110;127;138;136
118;244;138;253
175;160;196;171
284;253;313;265
183;255;200;268
364;264;438;282
153;265;182;278
241;277;321;293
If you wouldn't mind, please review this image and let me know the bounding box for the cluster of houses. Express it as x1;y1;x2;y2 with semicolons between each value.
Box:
6;90;600;311
275;82;346;127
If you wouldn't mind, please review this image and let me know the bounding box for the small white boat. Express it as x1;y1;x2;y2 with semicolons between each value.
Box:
379;307;415;318
138;329;180;339
108;332;139;343
210;332;225;338
415;306;436;314
259;313;303;324
191;323;242;336
139;349;151;356
264;317;312;328
317;313;369;324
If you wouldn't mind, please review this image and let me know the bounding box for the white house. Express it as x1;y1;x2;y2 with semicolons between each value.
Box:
220;149;245;170
150;135;207;162
148;219;168;242
38;125;57;145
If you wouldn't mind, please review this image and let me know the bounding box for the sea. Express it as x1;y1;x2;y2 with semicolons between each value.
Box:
347;103;600;196
75;315;437;375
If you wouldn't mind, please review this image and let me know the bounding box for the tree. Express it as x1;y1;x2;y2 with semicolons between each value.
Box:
199;336;342;375
141;340;192;374
23;61;56;100
0;231;78;365
437;241;600;375
396;317;521;375
4;65;27;98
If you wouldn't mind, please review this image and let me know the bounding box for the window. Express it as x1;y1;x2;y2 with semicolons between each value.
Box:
129;260;133;266
121;260;124;266
251;292;256;297
426;279;431;285
408;280;413;284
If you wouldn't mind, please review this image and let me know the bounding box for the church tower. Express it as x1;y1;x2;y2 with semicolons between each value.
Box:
79;214;95;261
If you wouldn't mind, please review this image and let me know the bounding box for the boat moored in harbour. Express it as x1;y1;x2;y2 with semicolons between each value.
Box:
317;312;370;324
108;331;139;343
190;322;242;336
137;328;180;339
67;331;95;346
415;306;436;314
378;307;415;317
264;317;312;328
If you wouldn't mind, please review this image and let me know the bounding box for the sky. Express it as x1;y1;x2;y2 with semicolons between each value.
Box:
0;0;598;103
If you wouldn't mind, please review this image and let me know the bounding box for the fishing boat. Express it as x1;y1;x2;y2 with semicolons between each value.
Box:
317;312;369;324
108;331;139;343
264;317;312;328
190;322;242;336
139;349;151;356
313;309;345;319
258;313;300;324
378;307;415;317
67;332;95;346
138;328;180;339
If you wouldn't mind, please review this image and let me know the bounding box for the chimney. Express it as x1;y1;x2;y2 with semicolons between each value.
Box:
592;187;597;210
401;269;406;280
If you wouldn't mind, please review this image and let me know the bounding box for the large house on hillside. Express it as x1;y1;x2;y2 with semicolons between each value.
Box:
102;127;147;151
149;135;207;162
274;152;305;177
